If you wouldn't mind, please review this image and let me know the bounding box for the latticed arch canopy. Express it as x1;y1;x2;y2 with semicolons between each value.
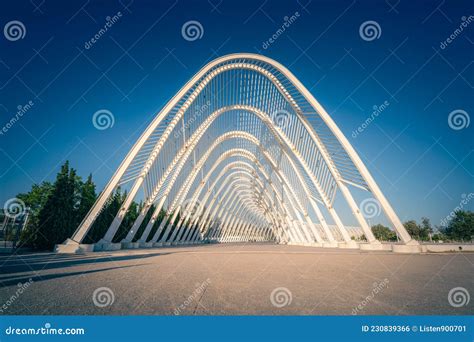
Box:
65;53;417;251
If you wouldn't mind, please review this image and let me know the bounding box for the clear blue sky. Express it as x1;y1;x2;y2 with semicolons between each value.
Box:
0;0;472;228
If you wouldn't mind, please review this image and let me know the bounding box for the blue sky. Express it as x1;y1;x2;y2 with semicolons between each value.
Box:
0;0;473;227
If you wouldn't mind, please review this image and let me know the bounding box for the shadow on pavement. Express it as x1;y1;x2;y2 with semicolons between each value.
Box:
0;252;171;279
0;263;151;287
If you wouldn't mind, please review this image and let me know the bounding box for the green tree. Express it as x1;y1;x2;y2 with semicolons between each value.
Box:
147;208;167;242
132;204;156;242
371;224;397;241
84;188;124;244
35;161;80;250
444;211;474;241
404;220;420;239
113;199;140;242
76;174;96;228
420;217;433;241
17;182;54;247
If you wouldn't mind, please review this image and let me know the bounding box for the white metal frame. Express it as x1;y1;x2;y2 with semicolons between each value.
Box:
65;53;416;249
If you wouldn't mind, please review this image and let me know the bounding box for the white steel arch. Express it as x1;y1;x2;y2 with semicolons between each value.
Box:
57;53;420;254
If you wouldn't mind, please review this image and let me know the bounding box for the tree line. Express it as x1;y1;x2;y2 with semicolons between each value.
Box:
13;161;474;250
369;212;473;242
17;161;166;250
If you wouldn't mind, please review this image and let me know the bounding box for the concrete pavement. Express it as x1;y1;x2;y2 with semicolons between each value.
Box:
0;243;472;315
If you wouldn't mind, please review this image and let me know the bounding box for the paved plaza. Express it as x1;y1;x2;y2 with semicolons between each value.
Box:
0;243;472;315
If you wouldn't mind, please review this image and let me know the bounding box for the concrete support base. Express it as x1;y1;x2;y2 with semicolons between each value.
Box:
139;242;154;248
419;243;474;253
55;239;94;254
93;241;121;252
322;241;339;248
153;242;163;247
359;240;384;251
121;242;139;249
338;240;360;249
392;240;421;253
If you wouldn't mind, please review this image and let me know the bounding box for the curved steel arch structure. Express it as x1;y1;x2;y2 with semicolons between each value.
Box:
58;53;420;253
